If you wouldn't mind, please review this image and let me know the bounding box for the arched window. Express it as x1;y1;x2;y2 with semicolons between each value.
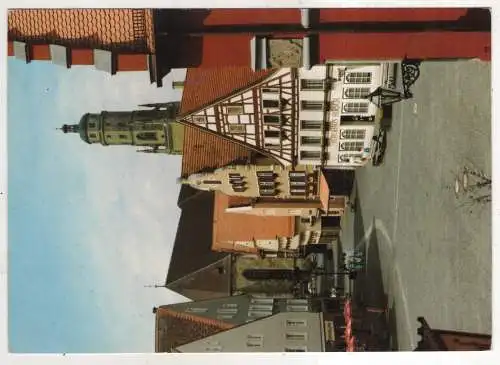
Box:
345;72;371;84
136;132;157;141
343;88;370;99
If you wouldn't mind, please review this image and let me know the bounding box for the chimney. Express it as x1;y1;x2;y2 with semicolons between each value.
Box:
172;81;185;90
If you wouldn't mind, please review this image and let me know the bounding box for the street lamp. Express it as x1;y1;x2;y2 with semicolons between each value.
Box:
366;58;422;107
366;87;407;107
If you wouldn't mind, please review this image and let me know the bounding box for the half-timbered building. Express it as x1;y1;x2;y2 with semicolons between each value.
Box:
177;63;397;170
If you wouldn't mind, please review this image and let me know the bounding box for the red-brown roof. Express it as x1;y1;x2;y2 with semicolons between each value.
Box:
155;307;234;352
179;66;276;115
181;126;253;177
8;9;155;53
212;193;295;252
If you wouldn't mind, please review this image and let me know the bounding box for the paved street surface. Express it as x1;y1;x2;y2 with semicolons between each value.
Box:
340;60;492;351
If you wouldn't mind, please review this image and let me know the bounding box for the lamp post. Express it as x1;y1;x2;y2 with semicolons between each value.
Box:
365;58;422;107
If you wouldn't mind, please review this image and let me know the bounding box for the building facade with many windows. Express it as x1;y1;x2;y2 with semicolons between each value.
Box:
297;63;396;168
174;310;323;353
177;63;396;169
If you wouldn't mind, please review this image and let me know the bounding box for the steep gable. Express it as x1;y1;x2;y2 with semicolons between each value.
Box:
166;189;232;300
155;307;234;352
179;67;276;116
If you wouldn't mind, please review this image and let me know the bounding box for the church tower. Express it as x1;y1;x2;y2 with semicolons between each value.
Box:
60;102;184;154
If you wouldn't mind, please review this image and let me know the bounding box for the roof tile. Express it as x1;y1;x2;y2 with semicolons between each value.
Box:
179;66;276;115
181;126;253;177
155;307;233;352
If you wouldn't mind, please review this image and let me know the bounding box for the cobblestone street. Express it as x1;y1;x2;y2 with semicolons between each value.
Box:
339;60;492;351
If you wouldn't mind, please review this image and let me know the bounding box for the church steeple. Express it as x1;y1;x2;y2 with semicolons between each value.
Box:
58;107;185;153
60;124;80;134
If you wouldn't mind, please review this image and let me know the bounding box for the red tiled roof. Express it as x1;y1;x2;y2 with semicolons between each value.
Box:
8;9;155;53
155;307;234;352
179;66;276;115
181;126;253;177
212;192;295;252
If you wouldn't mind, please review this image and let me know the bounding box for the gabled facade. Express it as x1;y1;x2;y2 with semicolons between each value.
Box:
174;311;324;353
165;189;232;301
177;63;398;169
180;164;347;216
212;193;336;257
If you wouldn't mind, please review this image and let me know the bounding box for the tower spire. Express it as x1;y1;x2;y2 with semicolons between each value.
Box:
59;124;80;134
144;283;167;288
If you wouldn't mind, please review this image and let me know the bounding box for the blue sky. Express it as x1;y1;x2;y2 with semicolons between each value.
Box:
7;58;189;353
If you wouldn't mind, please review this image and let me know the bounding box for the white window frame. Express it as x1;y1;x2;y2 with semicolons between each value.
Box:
262;99;280;109
338;153;363;163
248;310;272;318
217;314;235;320
289;171;307;178
264;143;281;150
286;305;309;312
286;319;308;327
192;115;207;123
300;120;322;131
287;299;309;305
250;298;274;305
301;101;323;111
343;87;371;99
264;129;281;139
339;141;364;152
342;102;369;114
344;72;372;84
285;332;308;341
263;115;281;125
228;124;246;134
225;105;244;115
262;87;279;94
300;136;322;146
285;346;307;352
300;78;324;90
340;129;366;140
300;150;321;160
205;345;222;352
249;304;273;311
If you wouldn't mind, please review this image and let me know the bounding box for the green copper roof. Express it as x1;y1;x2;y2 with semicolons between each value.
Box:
79;113;90;144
